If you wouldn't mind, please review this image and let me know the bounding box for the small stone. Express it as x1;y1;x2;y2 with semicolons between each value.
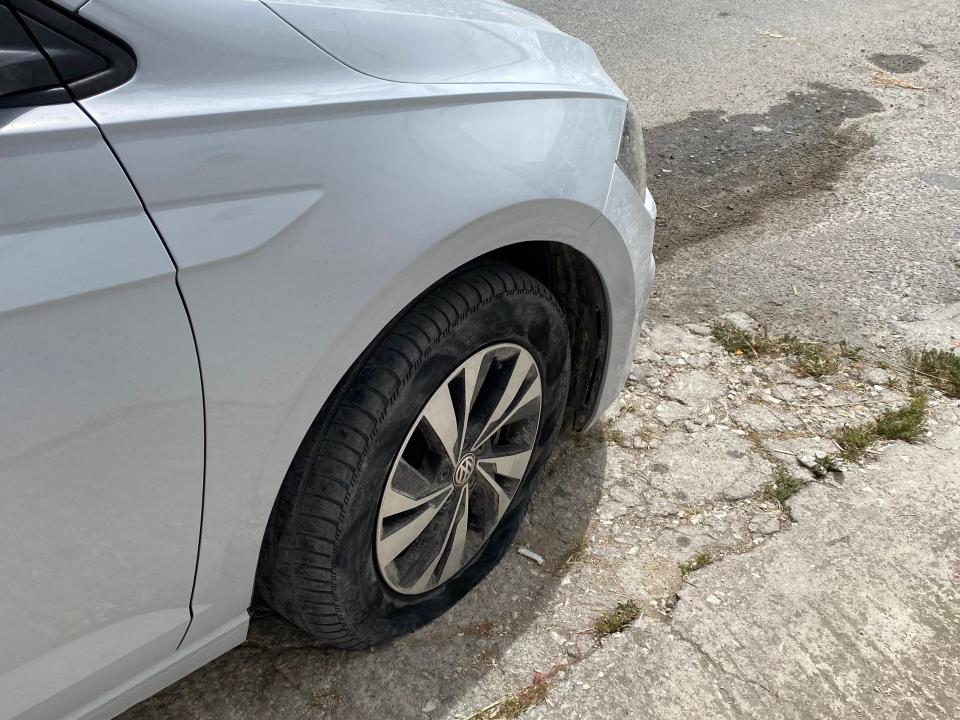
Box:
683;420;698;433
719;311;760;333
685;323;713;336
706;594;722;605
645;376;662;389
797;452;827;477
654;400;694;426
862;368;891;386
797;452;818;469
550;630;565;646
422;699;439;714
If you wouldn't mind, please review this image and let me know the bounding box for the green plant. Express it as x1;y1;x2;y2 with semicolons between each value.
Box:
593;600;642;639
835;422;877;463
873;394;928;442
764;467;806;504
679;551;715;576
905;349;960;398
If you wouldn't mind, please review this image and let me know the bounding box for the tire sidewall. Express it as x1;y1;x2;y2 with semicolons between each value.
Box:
334;288;569;643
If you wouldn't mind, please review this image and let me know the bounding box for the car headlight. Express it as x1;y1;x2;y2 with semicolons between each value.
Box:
616;104;647;195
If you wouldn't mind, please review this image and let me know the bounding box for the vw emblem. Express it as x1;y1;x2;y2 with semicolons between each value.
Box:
453;453;477;486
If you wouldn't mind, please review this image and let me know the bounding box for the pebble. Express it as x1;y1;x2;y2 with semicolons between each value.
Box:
685;323;713;336
863;368;891;386
422;699;439;713
720;311;760;333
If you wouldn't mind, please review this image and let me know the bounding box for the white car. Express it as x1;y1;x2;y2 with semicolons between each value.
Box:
0;0;655;717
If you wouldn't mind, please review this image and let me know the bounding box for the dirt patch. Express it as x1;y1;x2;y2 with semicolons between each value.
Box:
645;84;883;261
868;52;927;73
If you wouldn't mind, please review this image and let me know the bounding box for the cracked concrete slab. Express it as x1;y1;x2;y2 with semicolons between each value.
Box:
529;416;960;720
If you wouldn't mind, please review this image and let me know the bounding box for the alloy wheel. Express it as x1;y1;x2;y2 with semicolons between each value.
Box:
375;343;542;594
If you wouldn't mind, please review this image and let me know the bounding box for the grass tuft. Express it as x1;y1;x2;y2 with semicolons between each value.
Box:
593;600;642;640
710;321;842;377
905;349;960;398
835;394;929;462
781;338;841;378
764;467;806;504
816;453;843;473
679;551;715;577
566;537;589;565
710;321;779;356
835;422;877;463
873;394;928;442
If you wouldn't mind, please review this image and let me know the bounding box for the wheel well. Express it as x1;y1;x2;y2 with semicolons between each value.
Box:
481;242;609;431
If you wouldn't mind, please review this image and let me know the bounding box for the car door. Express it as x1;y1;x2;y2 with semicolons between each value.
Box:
0;5;204;719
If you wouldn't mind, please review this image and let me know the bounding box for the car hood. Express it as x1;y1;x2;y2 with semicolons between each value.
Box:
264;0;620;91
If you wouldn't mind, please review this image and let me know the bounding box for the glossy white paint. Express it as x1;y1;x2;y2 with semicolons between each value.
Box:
2;0;655;717
0;103;204;718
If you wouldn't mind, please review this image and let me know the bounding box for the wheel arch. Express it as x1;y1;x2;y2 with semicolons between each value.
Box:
247;198;634;600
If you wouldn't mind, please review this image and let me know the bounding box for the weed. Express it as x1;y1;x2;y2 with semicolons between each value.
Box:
873;394;928;442
486;682;550;719
679;551;715;576
783;339;841;378
566;537;589;565
816;453;843;472
764;467;806;504
710;321;779;356
835;422;877;463
906;349;960;398
835;395;929;462
710;321;843;377
593;600;642;639
605;427;625;445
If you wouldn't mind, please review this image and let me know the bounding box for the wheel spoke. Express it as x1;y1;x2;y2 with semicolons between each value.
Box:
439;487;469;583
479;447;533;480
421;385;460;465
476;372;541;449
380;482;453;518
407;487;470;592
458;352;485;456
476;465;512;521
378;487;453;565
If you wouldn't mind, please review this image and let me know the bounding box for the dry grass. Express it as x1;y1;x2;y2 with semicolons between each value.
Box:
679;551;716;577
480;683;550;719
710;321;846;377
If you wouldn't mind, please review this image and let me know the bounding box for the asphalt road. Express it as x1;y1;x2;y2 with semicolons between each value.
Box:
516;0;960;349
119;2;960;719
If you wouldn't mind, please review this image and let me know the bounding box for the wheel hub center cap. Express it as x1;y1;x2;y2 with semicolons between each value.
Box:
453;453;477;487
